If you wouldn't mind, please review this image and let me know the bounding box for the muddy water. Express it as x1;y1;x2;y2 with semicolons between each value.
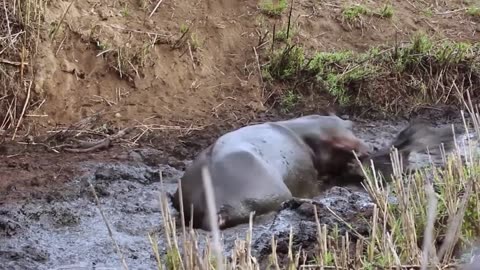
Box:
0;119;472;270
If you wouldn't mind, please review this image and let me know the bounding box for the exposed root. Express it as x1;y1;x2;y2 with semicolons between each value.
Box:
61;127;130;153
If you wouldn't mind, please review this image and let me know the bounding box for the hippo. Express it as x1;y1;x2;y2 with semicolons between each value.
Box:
334;120;462;184
170;114;370;231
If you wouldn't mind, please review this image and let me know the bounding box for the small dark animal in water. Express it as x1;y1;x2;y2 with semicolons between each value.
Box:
170;114;370;231
335;120;462;184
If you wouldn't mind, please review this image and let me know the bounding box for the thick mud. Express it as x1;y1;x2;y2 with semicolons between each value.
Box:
0;117;474;270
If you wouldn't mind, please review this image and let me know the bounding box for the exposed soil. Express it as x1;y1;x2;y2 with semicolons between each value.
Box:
22;0;479;134
1;0;480;269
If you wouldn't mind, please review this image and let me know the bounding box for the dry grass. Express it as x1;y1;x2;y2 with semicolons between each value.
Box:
87;95;480;269
0;0;44;139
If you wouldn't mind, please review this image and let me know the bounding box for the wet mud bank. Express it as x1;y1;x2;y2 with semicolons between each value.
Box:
0;117;474;270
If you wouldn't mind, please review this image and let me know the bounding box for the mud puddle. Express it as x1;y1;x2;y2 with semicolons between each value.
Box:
0;118;473;270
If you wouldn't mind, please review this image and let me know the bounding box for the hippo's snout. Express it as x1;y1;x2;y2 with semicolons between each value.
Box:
355;140;372;159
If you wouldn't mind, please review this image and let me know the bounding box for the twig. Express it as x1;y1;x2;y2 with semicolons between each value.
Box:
50;0;78;40
201;166;224;270
63;139;111;153
88;180;130;270
0;31;25;55
271;23;276;53
253;47;264;98
437;180;473;263
435;8;466;15
187;41;196;70
299;266;345;269
96;49;113;57
63;127;130;153
133;124;204;131
2;0;12;48
286;0;294;40
55;33;68;56
172;27;190;49
12;81;32;140
127;61;140;79
106;24;170;38
0;59;29;66
420;183;439;270
25;114;48;117
149;0;164;18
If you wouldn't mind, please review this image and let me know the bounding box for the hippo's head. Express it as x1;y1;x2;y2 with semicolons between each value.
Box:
296;113;371;179
306;113;371;159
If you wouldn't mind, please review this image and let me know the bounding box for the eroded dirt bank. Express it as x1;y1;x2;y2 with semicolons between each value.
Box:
1;0;480;268
0;116;472;270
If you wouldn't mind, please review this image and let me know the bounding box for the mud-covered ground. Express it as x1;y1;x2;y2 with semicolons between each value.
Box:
1;115;474;270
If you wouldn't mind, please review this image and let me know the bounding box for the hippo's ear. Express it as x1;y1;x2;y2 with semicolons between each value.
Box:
330;136;356;151
330;136;370;157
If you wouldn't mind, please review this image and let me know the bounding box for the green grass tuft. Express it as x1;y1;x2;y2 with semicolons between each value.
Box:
378;4;394;18
280;89;300;112
264;45;305;80
260;0;288;16
342;4;370;21
466;6;480;17
263;33;479;112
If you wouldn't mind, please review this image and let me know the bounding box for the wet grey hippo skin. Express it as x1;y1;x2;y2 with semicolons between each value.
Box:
170;114;370;231
338;120;462;184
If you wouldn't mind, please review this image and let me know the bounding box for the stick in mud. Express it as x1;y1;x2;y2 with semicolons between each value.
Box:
88;180;130;270
201;165;224;270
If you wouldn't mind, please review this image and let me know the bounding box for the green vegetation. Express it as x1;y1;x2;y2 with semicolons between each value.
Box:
342;3;394;22
466;6;480;17
265;45;305;80
189;32;202;51
121;3;130;17
263;33;480;112
280;89;300;112
96;40;110;51
274;24;297;44
342;4;370;22
142;105;480;269
423;7;434;17
306;50;378;105
260;0;288;16
378;4;394;18
175;23;202;50
180;23;189;34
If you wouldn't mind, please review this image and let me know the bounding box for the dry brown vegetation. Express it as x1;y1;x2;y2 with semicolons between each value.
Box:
1;0;479;141
1;0;480;269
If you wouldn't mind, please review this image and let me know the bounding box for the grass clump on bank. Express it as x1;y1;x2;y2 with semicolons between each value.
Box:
342;4;370;22
342;3;394;22
378;4;394;18
262;33;480;114
466;6;480;17
260;0;288;16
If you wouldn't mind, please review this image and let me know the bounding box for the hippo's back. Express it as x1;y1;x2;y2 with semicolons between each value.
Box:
211;122;319;197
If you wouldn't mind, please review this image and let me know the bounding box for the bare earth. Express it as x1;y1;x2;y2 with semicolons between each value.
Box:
0;0;479;269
